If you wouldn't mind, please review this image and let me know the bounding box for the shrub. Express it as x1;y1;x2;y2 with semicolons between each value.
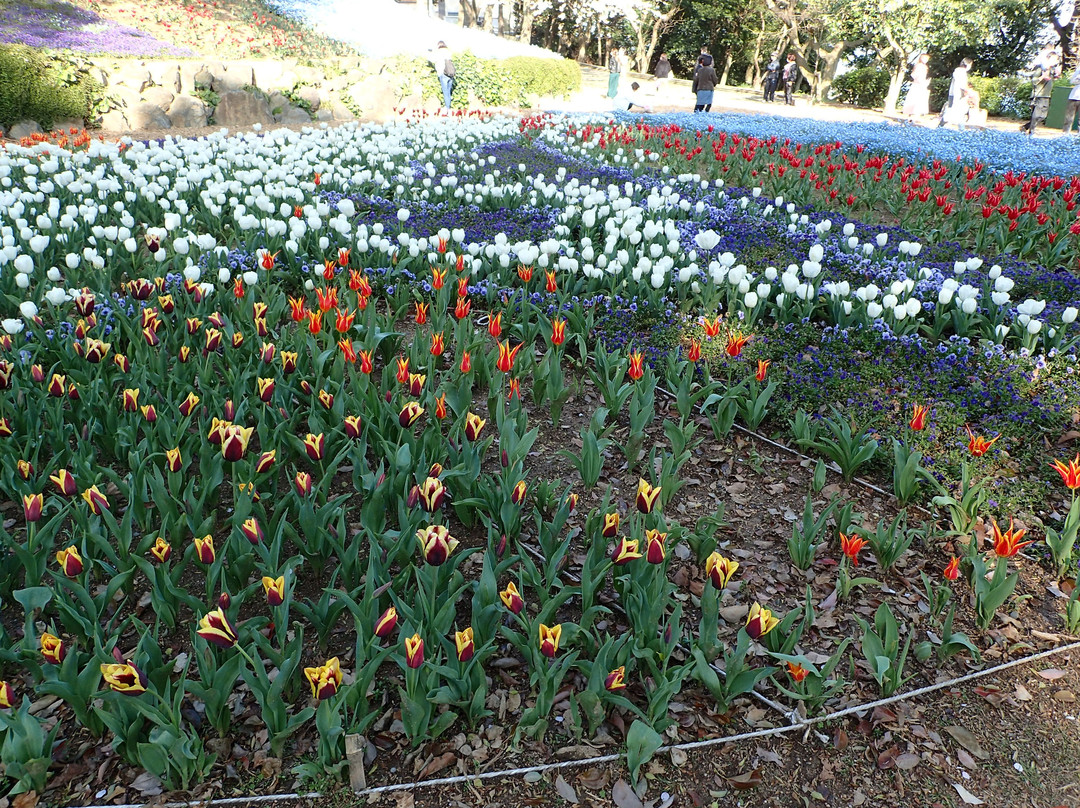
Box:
928;75;1033;118
502;56;582;104
831;66;891;108
0;45;103;130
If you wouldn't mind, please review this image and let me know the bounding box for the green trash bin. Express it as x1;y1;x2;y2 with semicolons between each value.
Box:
1045;83;1075;131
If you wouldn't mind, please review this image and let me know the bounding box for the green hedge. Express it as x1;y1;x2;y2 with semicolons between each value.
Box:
927;75;1034;119
831;66;891;108
0;45;103;131
397;51;581;109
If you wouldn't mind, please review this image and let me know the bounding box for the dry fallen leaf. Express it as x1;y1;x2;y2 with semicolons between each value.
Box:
952;782;985;805
957;749;979;770
555;774;579;804
578;768;609;791
417;751;456;779
611;779;645;808
727;768;763;790
1052;690;1076;702
669;747;688;767
895;753;920;770
1037;668;1067;680
945;726;989;760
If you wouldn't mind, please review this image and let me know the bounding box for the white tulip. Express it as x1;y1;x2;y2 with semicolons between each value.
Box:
45;287;69;305
1063;307;1078;324
2;318;24;334
19;301;38;319
1027;319;1042;335
961;298;977;314
876;233;887;247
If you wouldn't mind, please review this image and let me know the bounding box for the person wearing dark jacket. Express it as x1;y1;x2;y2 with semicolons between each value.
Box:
762;52;781;102
692;54;718;112
692;46;710;81
654;52;671;92
782;53;799;106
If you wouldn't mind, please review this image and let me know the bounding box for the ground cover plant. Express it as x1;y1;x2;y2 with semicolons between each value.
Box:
0;112;1077;804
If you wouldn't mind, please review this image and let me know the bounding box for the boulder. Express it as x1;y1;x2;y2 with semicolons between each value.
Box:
148;63;182;93
193;67;216;89
276;104;312;124
7;120;43;139
113;66;152;93
166;95;208;128
213;64;254;93
267;91;289;114
316;107;334;122
50;118;86;133
127;102;172;131
251;61;283;90
142;86;176;113
99;109;128;131
276;69;300;91
349;76;397;120
213;90;273;127
298;86;322;112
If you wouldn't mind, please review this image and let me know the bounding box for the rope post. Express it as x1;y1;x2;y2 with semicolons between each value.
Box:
346;734;368;791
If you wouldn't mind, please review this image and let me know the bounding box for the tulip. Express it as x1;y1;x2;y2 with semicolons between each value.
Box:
745;602;780;640
17;459;32;480
41;632;65;664
179;392;200;417
334;308;355;333
197;608;238;648
909;404;929;431
260;250;278;270
304;433;325;462
260;343;276;364
991;518;1034;558
1051;454;1080;490
500;581;524;614
726;332;750;357
408;373;426;397
405;633;425;668
435;393;448;420
304;657;343;700
186;317;203;335
257;377;275;403
262;575;286;607
141;404;158;422
400;401;424;428
396;356;410;384
627;351;645;381
965;425;999;457
602;512;620;538
605;666;627;691
507;378;521;401
281;351;298;374
56;545;83;577
344;415;362;439
417;524;459;565
338;338;357;363
207;418;231;445
0;361;11;389
545;270;557;293
84;338;111;364
705;552;739;588
374;606;398;639
255;450;276;473
0;680;13;708
81;485;109;515
755;359;771;382
359;350;374;374
464;412;486;441
295;472;314;496
318;390;334;410
943;557;960;581
0;418;11;438
496;341;522;373
315;287;337;312
47;373;66;397
611;537;642;565
517;265;534;282
236;517;262;546
455;627;475;662
23;493;43;523
417;477;446;511
307;310;322;335
550;318;566;346
150;536;172;563
220;424;254;461
194;535;216;564
511;480;527;505
414;302;429;325
786;662;809;683
74;290;96;315
165;447;183;473
539;623;562;658
703;316;721;337
289;296;307;322
840;531;868;565
454;295;471;320
431;267;447;290
101;662;148;695
68;383;80;400
635;478;661;514
51;469;77;497
687;339;701;362
488;311;502;339
644;529;667;564
430;332;445;357
566;493;579;513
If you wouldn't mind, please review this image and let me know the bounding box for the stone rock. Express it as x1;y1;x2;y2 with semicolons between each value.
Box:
330;103;357;122
251;61;283;90
315;107;334;122
349;76;397;120
50;118;86;133
298;86;321;112
99;109;128;131
193;67;215;90
267;92;289;115
7;120;43;139
212;64;254;93
127;102;172;131
142;86;175;113
166;95;208;128
213;90;273;127
276;69;300;91
276;104;312;124
114;66;152;93
148;63;182;93
294;65;319;84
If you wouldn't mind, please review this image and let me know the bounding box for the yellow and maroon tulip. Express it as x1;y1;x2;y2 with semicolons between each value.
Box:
344;415;362;439
991;518;1034;558
294;471;314;496
197;608;237;648
405;633;424;668
50;469;77;497
165;448;183;473
374;606;398;639
635;478;661;514
644;529;667;564
141;404;158;422
627;351;645;381
41;632;65;664
0;417;11;438
207;418;231;445
408;373;426;397
464;412;486;441
500;581;524;614
611;537;642;565
1051;454;1080;490
179;392;200;417
47;373;66;397
539;623;562;659
399;401;424;428
281;351;298;375
31;364;45;383
705;552;739;588
0;680;13;708
0;360;12;389
260;342;276;363
81;485;109;515
840;531;868;565
303;433;325;462
601;512;620;538
194;535;215;565
304;657;343;701
240;517;263;546
262;575;286;607
150;536;172;563
745;602;780;640
23;493;43;523
56;545;83;577
416;524;459;565
510;480;527;505
455;627;475;662
255;450;276;473
100;662;148;695
220;424;254;461
417;477;446;512
909;404;929;431
257;377;275;403
16;459;33;480
605;666;627;691
84;338;110;363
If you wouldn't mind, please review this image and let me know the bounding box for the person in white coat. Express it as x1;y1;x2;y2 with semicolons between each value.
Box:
1063;63;1080;135
429;41;455;111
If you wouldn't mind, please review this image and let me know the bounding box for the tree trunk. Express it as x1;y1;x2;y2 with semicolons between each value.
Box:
812;40;851;102
719;50;734;86
884;63;906;113
461;0;478;27
746;12;766;86
518;0;535;43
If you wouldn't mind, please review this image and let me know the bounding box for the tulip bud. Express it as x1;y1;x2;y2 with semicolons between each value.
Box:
41;632;66;664
604;666;627;691
150;536;172;563
510;480;527;505
416;524;459;565
399;401;424;428
262;575;286;607
240;517;263;545
197;607;237;648
0;680;13;708
16;459;33;479
601;512;620;538
255;450;276;474
194;535;215;564
374;606;398;639
499;581;524;614
294;471;313;496
50;469;78;497
23;493;43;522
497;534;508;557
455;627;475;662
539;623;562;659
218;592;231;611
405;633;424;668
56;545;83;576
745;602;779;640
644;529;667;564
635;478;661;514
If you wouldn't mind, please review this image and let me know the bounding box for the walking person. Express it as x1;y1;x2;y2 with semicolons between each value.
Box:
430;41;455;112
939;57;972;129
1021;44;1061;135
693;46;710;82
1063;61;1080;135
654;52;672;93
607;46;626;99
781;53;799;106
692;54;718;112
902;53;931;122
762;52;781;103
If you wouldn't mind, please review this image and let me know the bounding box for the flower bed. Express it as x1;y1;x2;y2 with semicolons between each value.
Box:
0;114;1077;802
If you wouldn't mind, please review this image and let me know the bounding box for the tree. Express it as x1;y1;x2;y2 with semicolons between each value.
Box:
625;1;683;72
764;0;866;101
